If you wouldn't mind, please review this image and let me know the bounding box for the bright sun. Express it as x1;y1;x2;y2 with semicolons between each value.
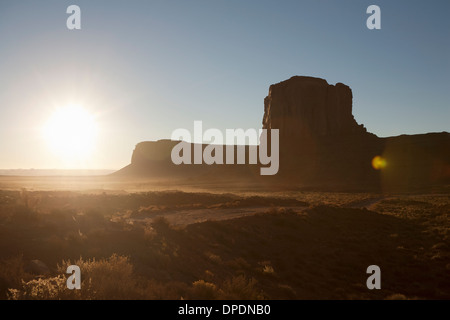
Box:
43;104;98;160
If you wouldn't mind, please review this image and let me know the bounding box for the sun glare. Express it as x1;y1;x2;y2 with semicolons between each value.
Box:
43;104;98;160
371;155;387;170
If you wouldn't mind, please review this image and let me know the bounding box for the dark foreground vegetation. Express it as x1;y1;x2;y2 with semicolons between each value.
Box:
0;189;449;299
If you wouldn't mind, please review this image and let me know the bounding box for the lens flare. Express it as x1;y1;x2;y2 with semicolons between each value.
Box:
372;155;387;170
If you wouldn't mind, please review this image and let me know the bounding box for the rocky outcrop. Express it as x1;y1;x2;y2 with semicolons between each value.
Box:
262;76;369;140
116;140;259;180
115;76;450;191
260;76;380;187
380;132;450;191
131;140;179;165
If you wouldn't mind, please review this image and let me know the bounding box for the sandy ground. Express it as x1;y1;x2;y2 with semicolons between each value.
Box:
127;206;308;226
140;197;387;227
0;175;266;195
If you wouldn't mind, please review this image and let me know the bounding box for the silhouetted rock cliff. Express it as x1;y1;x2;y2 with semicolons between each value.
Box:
260;76;381;188
263;76;369;140
116;140;259;181
115;76;450;192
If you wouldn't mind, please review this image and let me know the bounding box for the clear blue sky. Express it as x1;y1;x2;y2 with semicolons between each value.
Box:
0;0;449;169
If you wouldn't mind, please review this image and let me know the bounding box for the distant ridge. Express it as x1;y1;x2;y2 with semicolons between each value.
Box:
0;169;115;176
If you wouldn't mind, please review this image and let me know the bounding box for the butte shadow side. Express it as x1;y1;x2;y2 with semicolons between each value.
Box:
114;76;450;192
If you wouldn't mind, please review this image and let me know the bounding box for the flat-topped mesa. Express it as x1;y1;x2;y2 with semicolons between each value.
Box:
131;140;178;165
262;76;369;141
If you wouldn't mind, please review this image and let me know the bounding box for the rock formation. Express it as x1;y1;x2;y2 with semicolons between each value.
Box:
259;76;381;188
117;140;259;180
262;76;368;140
115;76;450;191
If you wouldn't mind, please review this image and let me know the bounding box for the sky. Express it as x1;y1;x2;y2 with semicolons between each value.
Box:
0;0;449;170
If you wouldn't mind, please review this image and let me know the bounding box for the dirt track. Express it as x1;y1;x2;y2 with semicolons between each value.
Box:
128;206;308;226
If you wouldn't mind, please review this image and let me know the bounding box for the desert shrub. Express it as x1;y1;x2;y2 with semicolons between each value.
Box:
277;284;297;299
226;257;251;271
7;254;199;300
9;254;147;300
189;280;220;299
262;264;275;275
7;276;71;300
57;254;142;300
385;293;408;300
151;216;172;232
205;252;222;264
220;275;264;300
0;256;33;299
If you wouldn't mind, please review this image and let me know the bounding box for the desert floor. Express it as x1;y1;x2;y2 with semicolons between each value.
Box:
0;176;449;299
